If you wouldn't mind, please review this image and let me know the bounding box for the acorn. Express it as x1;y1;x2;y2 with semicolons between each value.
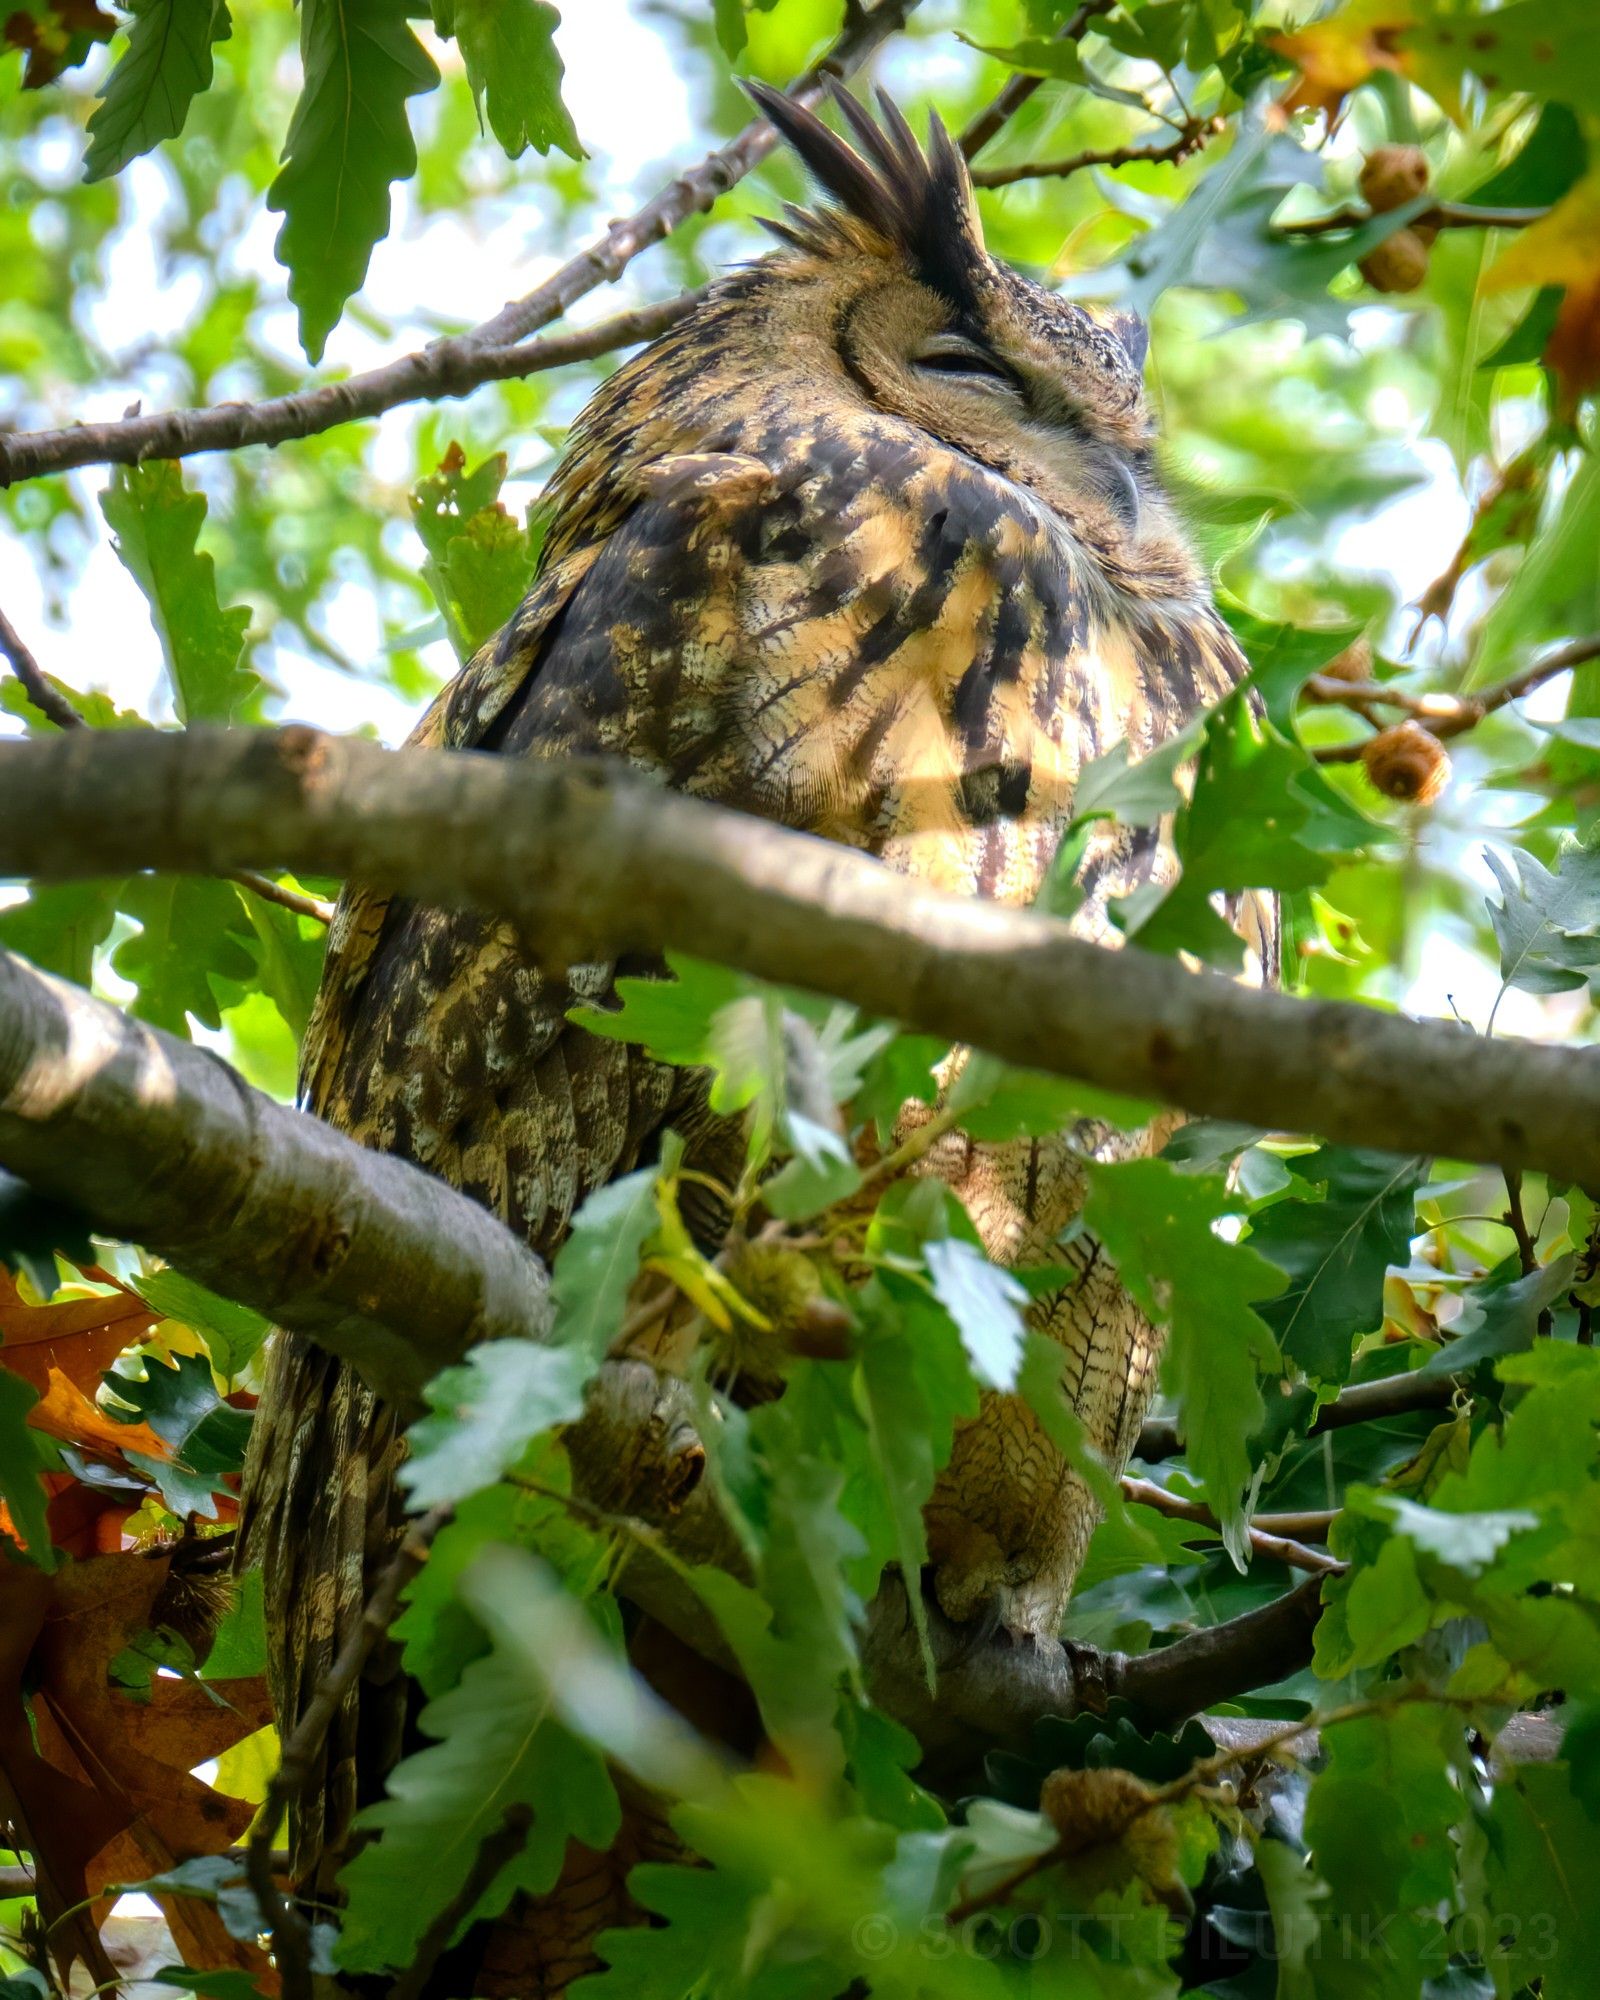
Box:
1360;720;1451;804
1359;228;1431;294
1359;143;1430;213
1039;1766;1190;1918
714;1240;854;1388
1041;1765;1154;1852
1319;637;1374;684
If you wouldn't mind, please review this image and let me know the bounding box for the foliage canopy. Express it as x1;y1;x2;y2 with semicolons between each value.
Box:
2;0;1600;1995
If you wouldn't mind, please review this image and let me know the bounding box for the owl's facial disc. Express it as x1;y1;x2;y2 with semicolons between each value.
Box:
844;276;1155;559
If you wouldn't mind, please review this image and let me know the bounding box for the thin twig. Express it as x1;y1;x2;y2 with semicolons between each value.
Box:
1308;632;1600;764
246;1505;452;2000
1276;199;1550;238
1502;1169;1538;1278
856;1101;965;1191
0;604;80;731
228;871;336;926
0;0;921;487
0;598;335;925
1120;1475;1345;1573
387;1805;533;2000
946;1843;1067;1926
957;0;1117;159
971;114;1223;188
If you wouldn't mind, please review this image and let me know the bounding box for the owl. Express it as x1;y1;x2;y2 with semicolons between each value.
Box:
241;84;1261;1915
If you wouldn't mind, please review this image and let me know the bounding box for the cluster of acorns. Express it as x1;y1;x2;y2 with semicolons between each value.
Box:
1355;144;1437;294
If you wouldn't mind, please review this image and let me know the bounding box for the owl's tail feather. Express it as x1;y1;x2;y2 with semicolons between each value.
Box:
238;1335;405;1894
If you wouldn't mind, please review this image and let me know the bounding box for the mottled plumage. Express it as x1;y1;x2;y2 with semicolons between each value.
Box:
241;85;1265;1926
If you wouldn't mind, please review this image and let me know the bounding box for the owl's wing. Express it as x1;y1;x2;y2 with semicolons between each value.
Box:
243;458;783;1888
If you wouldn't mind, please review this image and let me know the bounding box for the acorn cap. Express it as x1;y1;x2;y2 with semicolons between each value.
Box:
1360;720;1451;804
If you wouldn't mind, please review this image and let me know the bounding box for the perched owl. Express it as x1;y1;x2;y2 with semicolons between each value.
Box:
241;84;1262;1916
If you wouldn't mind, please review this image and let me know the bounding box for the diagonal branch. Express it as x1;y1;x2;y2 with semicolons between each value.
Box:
0;0;919;488
5;725;1600;1190
956;0;1117;158
0;293;704;488
0;948;550;1410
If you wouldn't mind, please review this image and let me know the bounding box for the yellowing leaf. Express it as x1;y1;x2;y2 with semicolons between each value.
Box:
1484;173;1600;292
1270;0;1419;118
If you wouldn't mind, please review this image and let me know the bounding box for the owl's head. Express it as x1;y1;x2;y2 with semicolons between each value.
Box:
744;83;1194;596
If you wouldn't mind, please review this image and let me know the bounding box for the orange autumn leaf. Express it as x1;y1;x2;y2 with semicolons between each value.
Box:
0;1265;158;1397
1270;0;1418;117
0;1563;127;1986
1482;173;1600;294
29;1364;168;1460
1546;273;1600;414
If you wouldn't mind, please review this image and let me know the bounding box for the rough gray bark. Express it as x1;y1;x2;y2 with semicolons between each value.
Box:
5;724;1600;1188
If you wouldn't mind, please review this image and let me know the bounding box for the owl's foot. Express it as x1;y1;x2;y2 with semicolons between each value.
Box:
864;1568;1085;1787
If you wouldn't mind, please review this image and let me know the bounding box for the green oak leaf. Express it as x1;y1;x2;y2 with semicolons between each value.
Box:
336;1637;619;1974
0;1370;54;1568
547;1165;661;1361
0;880;124;988
924;1236;1028;1391
111;876;260;1035
83;0;231;183
1083;1156;1283;1558
1485;836;1600;998
399;1340;588;1510
432;0;581;160
130;1269;269;1383
99;461;255;723
0;1169;96;1299
268;0;440;363
1247;1147;1425;1385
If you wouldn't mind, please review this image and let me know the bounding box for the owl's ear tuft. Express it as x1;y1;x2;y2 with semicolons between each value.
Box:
1109;311;1149;371
744;81;991;317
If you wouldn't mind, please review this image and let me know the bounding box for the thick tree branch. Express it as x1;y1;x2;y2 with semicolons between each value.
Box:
0;0;918;488
0;949;550;1408
866;1573;1326;1779
6;726;1600;1190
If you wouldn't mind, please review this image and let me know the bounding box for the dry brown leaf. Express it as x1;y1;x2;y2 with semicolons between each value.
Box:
3;1550;276;1984
0;0;115;86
